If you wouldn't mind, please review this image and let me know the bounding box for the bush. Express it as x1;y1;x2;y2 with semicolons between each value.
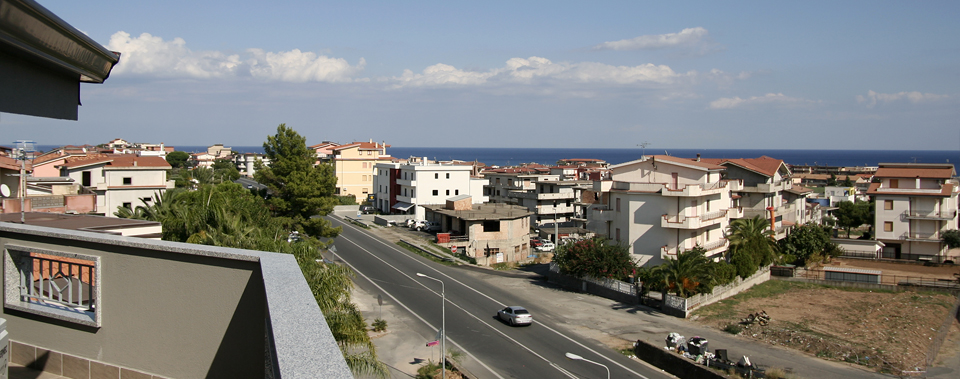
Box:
723;324;742;335
943;229;960;248
372;318;387;332
732;249;758;278
553;237;635;280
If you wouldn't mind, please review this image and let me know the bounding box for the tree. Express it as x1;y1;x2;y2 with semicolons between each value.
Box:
942;229;960;249
840;175;854;187
650;247;712;298
726;216;778;277
834;200;871;237
166;151;190;168
826;173;838;186
553;237;635;281
254;124;341;238
212;159;241;182
778;223;834;265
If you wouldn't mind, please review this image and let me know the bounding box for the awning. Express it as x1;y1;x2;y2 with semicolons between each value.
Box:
391;202;414;211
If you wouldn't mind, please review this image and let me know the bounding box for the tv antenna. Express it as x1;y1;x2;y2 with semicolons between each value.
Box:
637;142;651;157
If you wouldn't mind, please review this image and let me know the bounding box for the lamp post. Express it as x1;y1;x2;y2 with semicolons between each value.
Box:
565;352;610;379
417;273;445;379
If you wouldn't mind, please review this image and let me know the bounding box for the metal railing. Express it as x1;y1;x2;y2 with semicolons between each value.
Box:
903;210;957;220
794;268;960;289
20;255;96;312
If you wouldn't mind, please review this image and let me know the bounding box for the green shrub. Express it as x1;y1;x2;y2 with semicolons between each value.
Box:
372;318;387;332
723;324;742;335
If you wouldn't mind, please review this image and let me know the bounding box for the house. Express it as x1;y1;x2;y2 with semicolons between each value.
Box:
310;141;341;163
867;163;959;262
331;140;392;201
703;156;803;238
58;155;175;217
234;152;271;177
588;155;739;267
373;161;488;219
824;186;857;207
425;197;533;266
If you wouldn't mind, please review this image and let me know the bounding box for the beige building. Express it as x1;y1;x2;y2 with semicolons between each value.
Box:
589;155;741;267
868;163;959;262
425;197;533;266
58;155;174;217
332;141;391;201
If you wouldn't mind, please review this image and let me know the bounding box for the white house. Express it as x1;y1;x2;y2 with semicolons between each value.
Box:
374;162;488;220
58;155;175;217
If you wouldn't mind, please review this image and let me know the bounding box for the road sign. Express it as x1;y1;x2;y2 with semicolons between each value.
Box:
451;246;457;254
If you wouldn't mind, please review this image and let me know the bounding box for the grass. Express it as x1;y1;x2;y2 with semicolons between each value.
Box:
396;241;457;266
723;324;742;335
491;262;516;270
347;218;370;229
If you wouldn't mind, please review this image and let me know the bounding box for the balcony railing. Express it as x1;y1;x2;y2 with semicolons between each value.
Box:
661;209;729;229
900;231;941;241
661;181;728;197
661;239;728;256
903;210;957;220
740;181;791;193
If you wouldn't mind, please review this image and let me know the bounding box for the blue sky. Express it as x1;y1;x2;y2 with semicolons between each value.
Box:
3;1;959;150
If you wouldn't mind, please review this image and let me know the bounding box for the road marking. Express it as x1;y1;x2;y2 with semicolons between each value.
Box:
337;234;578;379
333;217;653;378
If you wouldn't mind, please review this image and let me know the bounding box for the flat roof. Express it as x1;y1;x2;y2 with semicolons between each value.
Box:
0;212;160;235
422;203;533;221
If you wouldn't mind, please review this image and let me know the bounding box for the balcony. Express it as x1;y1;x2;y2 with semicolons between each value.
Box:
661;181;728;197
397;178;416;187
661;209;728;229
900;231;942;242
661;239;728;256
740;181;791;193
591;207;615;222
0;222;351;378
903;210;957;220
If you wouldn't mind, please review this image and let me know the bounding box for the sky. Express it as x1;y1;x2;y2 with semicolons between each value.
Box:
3;1;959;150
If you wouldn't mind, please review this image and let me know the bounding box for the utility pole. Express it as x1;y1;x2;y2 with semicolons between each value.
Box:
15;140;35;223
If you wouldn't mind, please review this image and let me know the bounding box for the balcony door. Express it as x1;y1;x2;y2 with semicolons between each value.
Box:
671;173;679;190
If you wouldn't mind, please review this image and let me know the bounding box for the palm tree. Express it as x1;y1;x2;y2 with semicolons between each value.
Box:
726;216;778;274
653;247;712;297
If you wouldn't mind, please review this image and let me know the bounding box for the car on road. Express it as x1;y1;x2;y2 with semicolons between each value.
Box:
360;205;376;214
535;241;555;252
497;306;533;326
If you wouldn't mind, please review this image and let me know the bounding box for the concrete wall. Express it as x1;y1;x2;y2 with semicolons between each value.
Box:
0;227;266;378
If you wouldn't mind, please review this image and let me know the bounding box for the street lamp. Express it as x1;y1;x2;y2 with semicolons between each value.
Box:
417;273;446;379
565;352;610;379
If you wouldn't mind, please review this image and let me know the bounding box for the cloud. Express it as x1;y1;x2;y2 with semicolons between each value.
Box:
391;56;693;88
593;27;709;51
709;93;816;110
856;90;949;108
107;32;364;82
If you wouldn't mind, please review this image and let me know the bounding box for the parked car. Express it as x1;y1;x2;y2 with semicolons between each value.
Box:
536;241;555;252
413;220;440;232
530;238;544;248
497;306;533;326
406;219;418;228
360;205;376;214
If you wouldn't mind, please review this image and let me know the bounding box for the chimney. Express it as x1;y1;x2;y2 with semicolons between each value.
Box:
369;138;373;143
696;153;701;162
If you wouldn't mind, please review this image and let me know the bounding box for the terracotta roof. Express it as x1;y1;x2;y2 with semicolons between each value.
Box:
873;167;954;179
0;155;24;170
701;156;786;177
59;155;170;169
646;155;725;170
866;182;955;197
332;142;390;151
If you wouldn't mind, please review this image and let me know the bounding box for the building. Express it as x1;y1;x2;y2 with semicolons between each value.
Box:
425;197;533;266
705;156;805;238
588;155;739;267
310;141;341;163
824;186;857;206
58;155;175;217
373;161;488;219
234;152;271;177
868;163;959;262
332;140;391;201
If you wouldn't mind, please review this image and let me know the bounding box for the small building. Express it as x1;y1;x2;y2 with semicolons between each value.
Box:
424;197;533;266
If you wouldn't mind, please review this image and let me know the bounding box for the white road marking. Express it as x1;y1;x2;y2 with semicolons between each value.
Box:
334;217;654;378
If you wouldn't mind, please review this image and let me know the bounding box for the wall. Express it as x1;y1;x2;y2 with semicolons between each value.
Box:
0;228;266;378
633;338;726;379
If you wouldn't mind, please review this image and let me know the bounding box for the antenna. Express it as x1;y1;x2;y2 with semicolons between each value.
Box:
637;142;651;157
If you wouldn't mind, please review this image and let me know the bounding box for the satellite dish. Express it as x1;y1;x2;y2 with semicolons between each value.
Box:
0;184;10;197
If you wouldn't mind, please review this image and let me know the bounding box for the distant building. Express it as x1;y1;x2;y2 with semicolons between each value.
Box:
868;163;959;262
234;153;271;177
425;197;533;266
332;140;391;201
373;161;487;219
58;155;174;217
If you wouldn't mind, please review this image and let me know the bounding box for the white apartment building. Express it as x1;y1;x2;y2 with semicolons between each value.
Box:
588;155;741;267
58;155;175;217
868;163;959;262
234;153;271;177
483;169;595;228
374;162;488;220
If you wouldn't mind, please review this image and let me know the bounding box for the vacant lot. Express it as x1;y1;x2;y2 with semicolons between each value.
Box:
692;278;959;374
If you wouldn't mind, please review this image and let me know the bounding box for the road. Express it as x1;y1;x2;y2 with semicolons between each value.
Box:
327;216;670;379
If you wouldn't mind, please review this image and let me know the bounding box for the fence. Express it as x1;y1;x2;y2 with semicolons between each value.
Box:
662;265;772;318
926;293;960;369
794;268;960;290
546;263;639;304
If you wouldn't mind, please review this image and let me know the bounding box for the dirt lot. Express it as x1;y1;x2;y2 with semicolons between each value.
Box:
692;259;960;375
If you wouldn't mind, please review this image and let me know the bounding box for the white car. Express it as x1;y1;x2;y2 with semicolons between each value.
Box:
498;306;533;326
536;241;555;252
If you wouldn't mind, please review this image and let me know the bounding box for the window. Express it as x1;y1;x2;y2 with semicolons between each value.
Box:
883;221;893;232
495;178;500;185
435;173;439;179
122;202;132;209
123;177;132;185
483;220;501;232
515;246;520;254
5;246;101;327
446;173;449;179
889;179;899;188
404;188;407;196
616;228;621;241
446;190;450;195
616;198;621;212
884;200;893;210
81;171;91;187
455;189;459;195
432;190;439;196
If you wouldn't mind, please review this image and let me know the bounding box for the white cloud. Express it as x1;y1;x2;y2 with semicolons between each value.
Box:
709;93;816;110
593;27;709;51
856;90;949;108
107;32;364;82
392;56;693;88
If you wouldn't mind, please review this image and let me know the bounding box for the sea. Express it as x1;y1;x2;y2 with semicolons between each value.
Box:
35;145;960;169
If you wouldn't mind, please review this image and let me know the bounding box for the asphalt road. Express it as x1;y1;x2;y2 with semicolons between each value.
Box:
327;216;670;379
